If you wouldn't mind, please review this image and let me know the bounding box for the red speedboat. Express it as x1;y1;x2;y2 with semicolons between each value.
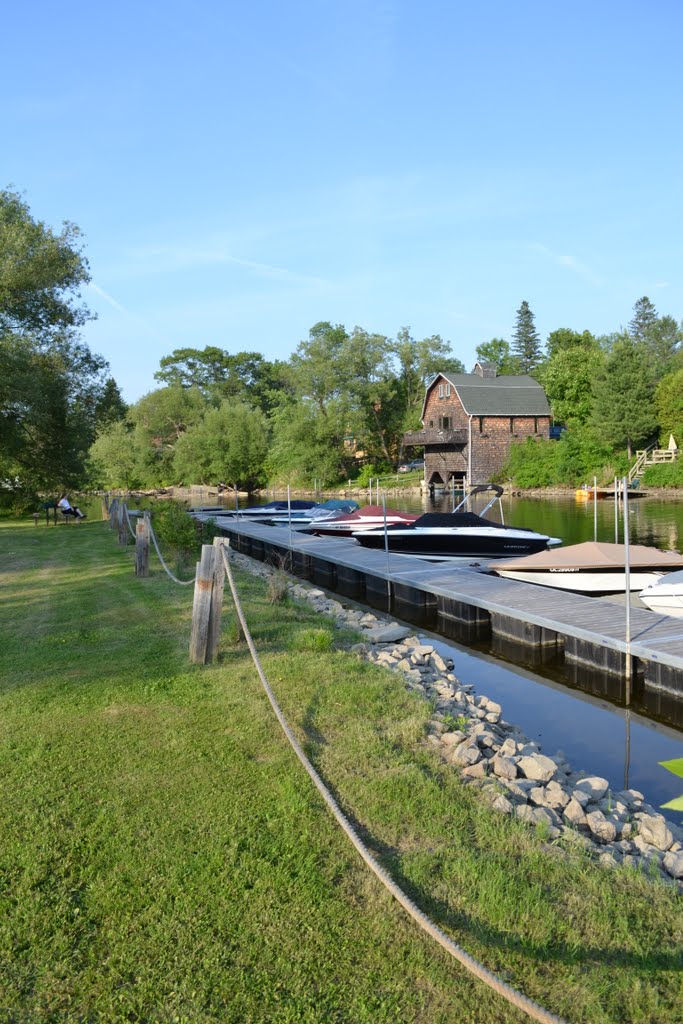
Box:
298;504;419;538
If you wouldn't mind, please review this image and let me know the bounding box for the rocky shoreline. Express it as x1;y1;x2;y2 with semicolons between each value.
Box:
229;547;683;891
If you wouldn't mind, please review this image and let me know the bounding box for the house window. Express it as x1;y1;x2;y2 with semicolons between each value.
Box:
438;383;444;398
509;417;515;433
534;417;538;433
445;383;451;397
440;416;451;430
429;420;434;428
479;416;484;433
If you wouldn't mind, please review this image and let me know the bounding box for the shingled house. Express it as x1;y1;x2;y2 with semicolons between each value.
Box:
403;362;551;489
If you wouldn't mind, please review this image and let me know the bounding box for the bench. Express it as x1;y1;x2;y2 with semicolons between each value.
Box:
40;502;78;525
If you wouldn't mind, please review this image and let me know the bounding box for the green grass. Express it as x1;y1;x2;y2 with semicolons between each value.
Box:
1;508;682;1023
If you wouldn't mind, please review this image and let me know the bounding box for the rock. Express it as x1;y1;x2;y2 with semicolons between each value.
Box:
662;850;683;879
563;798;588;828
365;624;413;644
461;762;488;779
570;788;592;808
502;778;537;801
450;742;481;767
491;794;514;815
432;653;448;672
492;756;518;780
499;738;518;757
440;731;466;747
586;811;618;844
574;776;610;802
543;781;570;811
637;814;674;852
516;804;561;832
517;753;558;783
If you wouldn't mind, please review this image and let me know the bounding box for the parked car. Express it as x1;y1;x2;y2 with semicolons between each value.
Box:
398;459;425;473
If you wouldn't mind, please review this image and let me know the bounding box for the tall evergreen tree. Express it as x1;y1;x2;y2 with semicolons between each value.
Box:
511;301;542;373
628;296;658;342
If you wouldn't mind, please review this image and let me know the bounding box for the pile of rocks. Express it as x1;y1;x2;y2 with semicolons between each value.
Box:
230;551;683;889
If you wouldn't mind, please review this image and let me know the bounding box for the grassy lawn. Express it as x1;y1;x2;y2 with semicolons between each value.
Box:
1;508;682;1023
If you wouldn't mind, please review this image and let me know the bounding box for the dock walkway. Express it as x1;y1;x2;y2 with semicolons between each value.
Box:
213;517;683;699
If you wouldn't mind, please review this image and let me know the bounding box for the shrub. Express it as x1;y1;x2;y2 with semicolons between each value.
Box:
293;628;334;652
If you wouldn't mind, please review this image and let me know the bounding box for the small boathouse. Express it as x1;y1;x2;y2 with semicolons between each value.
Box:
403;362;551;490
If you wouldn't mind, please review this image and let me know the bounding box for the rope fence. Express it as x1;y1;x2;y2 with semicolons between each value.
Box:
106;498;568;1023
218;542;567;1024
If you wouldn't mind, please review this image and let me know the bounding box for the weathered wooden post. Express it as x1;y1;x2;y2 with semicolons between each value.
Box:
135;515;150;577
189;544;215;664
206;536;227;661
117;503;128;547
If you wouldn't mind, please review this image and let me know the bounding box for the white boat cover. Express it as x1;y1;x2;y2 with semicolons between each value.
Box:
489;541;683;573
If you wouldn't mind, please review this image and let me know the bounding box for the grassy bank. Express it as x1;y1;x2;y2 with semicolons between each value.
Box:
1;513;682;1023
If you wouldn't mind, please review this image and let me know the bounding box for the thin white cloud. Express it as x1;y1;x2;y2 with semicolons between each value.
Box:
87;282;130;313
654;281;669;289
103;242;328;288
530;243;603;287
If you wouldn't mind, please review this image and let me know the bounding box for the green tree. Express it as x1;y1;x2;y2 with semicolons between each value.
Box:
0;189;115;497
289;322;351;416
538;330;603;427
154;346;289;413
591;334;658;459
173;401;269;490
89;420;142;490
511;301;542;374
94;377;127;428
628;296;658;343
475;337;520;374
655;369;683;447
128;386;207;486
393;327;463;431
265;402;350;486
0;189;92;338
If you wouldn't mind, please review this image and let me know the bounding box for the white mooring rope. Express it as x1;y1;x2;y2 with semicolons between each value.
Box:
220;544;568;1024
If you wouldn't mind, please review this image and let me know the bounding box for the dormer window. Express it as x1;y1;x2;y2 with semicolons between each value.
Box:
438;383;444;398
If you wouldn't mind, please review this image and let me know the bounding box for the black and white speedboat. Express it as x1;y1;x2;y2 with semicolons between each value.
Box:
353;484;562;560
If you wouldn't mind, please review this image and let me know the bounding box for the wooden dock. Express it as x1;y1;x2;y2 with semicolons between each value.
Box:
215;518;683;701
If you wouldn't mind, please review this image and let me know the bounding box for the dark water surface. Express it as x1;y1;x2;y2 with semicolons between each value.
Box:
193;489;683;814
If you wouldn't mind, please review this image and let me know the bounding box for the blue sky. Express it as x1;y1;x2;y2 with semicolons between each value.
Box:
4;0;682;402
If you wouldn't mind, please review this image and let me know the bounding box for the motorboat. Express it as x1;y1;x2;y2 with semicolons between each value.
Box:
298;504;419;538
639;570;683;616
352;484;562;560
489;541;683;594
190;499;358;527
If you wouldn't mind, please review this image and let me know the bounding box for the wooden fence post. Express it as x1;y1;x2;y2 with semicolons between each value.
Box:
117;503;128;546
135;516;150;577
189;545;215;664
205;536;227;662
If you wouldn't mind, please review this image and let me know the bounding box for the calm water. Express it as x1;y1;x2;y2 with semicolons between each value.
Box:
192;488;683;813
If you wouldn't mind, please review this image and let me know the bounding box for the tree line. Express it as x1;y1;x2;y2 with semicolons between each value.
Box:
3;189;683;504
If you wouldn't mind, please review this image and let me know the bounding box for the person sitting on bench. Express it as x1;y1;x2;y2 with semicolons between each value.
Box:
58;493;86;520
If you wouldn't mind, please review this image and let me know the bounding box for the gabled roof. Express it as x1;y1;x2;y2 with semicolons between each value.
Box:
422;371;551;419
